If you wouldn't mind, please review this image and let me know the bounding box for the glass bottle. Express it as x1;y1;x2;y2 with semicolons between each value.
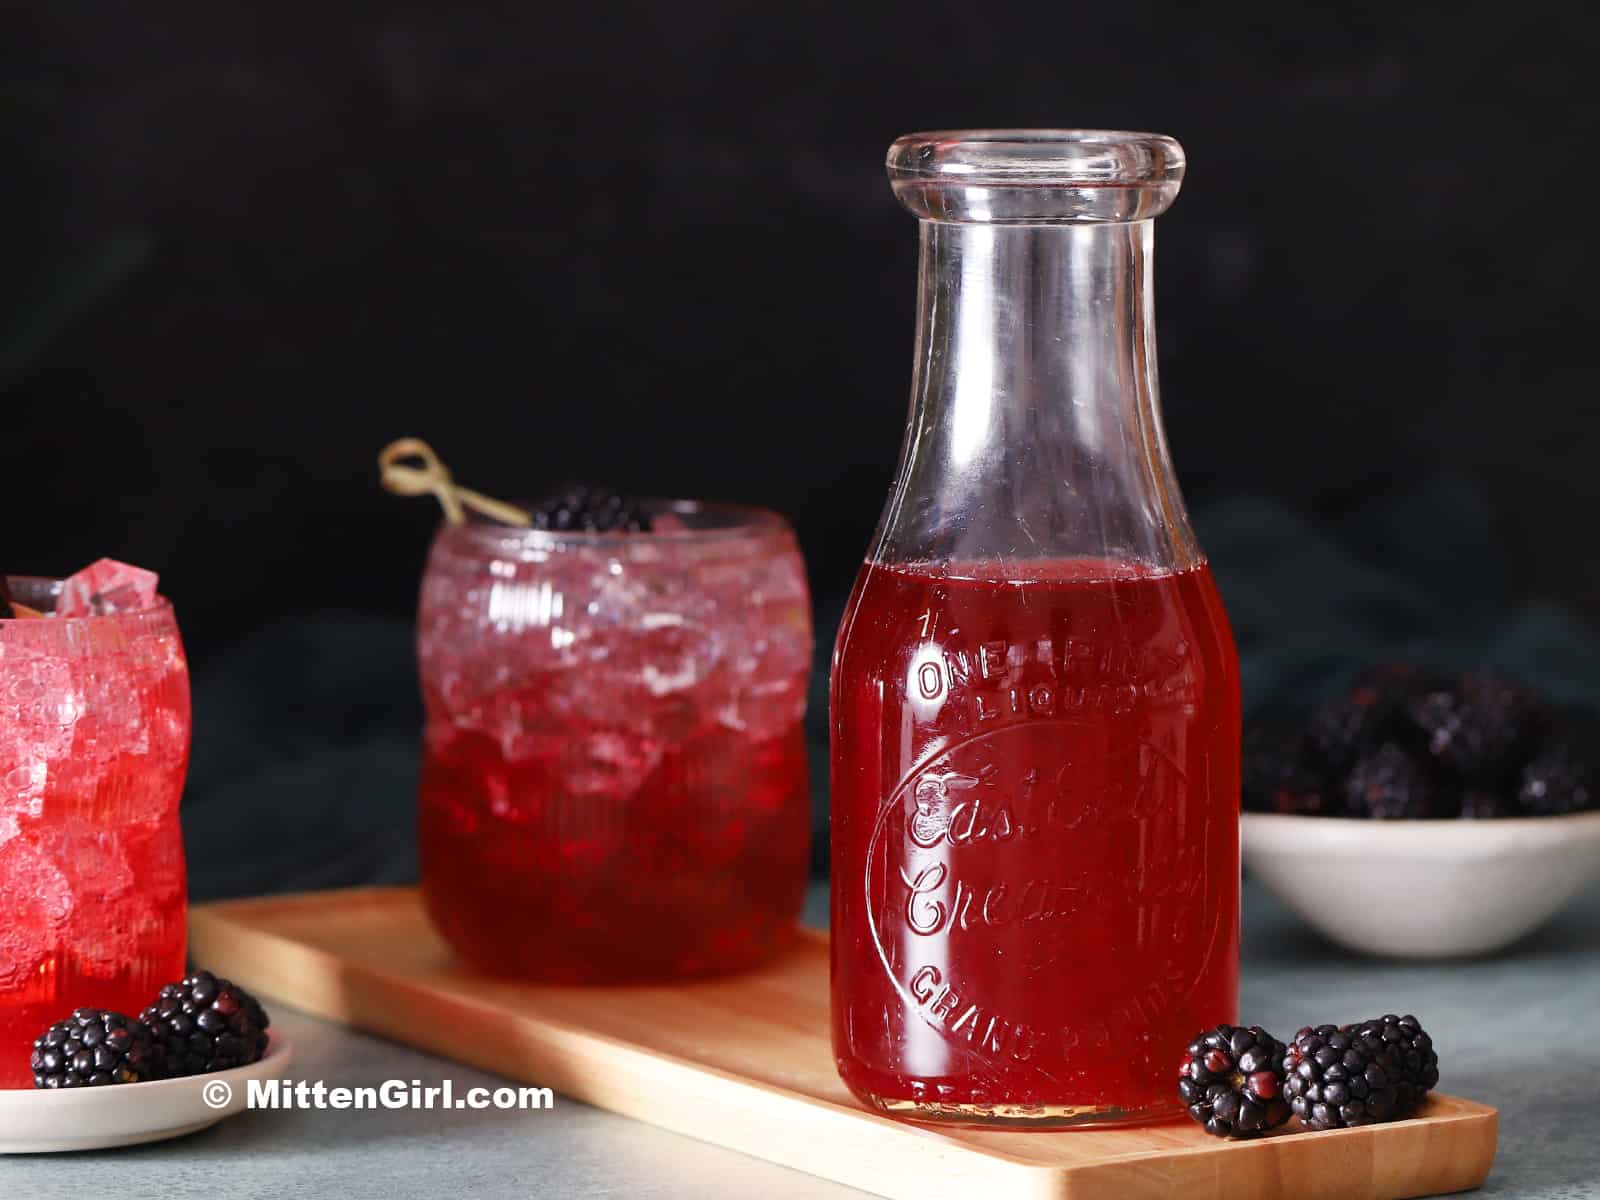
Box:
830;131;1240;1127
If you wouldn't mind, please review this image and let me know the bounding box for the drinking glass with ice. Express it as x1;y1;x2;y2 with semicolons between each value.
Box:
410;490;815;982
0;562;190;1089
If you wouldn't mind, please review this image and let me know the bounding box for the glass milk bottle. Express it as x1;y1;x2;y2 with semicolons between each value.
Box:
830;131;1240;1127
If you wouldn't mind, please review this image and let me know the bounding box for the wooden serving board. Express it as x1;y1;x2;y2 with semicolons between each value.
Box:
189;888;1497;1200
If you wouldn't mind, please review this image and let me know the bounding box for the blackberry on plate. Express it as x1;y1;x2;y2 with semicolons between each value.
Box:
1283;1023;1409;1129
1519;717;1600;816
1403;674;1544;784
31;1008;161;1088
1345;1014;1438;1107
528;486;651;533
1243;725;1339;816
1344;742;1453;820
141;970;271;1076
1178;1024;1291;1138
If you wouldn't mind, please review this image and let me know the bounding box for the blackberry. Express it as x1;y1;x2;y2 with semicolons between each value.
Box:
1243;726;1339;816
1178;1025;1291;1138
1307;667;1431;775
1308;691;1390;777
1345;1014;1438;1107
31;1008;161;1088
141;971;271;1076
1344;742;1453;819
1460;790;1516;819
1283;1023;1408;1129
1403;674;1544;784
1519;717;1600;815
528;486;651;533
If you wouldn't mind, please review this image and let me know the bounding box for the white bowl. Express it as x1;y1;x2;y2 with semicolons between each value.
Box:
1241;810;1600;958
0;1036;291;1153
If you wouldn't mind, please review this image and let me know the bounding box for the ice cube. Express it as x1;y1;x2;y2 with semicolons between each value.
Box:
563;731;662;798
57;559;160;617
35;817;135;898
0;651;81;818
37;820;140;976
0;830;74;985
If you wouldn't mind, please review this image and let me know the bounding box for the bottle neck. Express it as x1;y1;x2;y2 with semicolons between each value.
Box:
871;218;1199;573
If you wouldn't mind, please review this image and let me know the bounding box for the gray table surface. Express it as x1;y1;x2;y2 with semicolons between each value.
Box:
5;879;1598;1199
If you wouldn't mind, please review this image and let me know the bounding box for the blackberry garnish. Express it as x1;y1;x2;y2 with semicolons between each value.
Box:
1404;674;1544;784
1344;742;1452;819
1178;1025;1291;1138
1345;1014;1438;1108
31;1008;161;1088
1519;717;1600;815
141;970;271;1076
528;486;651;533
1283;1023;1408;1129
1243;725;1339;816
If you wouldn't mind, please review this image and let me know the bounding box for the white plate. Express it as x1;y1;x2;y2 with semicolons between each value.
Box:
0;1036;291;1153
1243;809;1600;958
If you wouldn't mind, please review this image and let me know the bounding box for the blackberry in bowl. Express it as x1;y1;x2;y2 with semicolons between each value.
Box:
1241;667;1600;957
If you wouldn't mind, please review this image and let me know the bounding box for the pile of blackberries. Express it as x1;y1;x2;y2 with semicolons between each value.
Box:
30;971;271;1089
527;486;652;533
1180;1014;1438;1139
1245;665;1597;819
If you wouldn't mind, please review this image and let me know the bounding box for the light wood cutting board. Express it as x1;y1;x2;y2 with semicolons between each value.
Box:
189;887;1497;1200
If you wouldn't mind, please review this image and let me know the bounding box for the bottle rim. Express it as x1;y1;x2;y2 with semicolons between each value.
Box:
887;129;1185;224
888;129;1185;184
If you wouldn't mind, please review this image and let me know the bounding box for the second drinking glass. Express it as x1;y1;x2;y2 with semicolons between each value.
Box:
417;503;814;982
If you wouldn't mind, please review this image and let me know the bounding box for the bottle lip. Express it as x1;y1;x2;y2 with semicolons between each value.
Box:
887;129;1186;224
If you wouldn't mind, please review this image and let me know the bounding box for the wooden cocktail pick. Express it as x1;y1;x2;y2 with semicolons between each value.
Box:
377;438;531;527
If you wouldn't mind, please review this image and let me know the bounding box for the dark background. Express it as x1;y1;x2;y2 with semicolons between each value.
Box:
5;2;1597;892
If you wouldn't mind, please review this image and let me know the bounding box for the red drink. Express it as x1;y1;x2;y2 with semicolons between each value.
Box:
0;577;190;1088
830;558;1239;1124
417;505;813;982
420;710;810;981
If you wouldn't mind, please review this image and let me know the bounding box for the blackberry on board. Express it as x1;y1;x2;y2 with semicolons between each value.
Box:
141;970;271;1076
1283;1023;1408;1130
1518;717;1600;816
1345;1014;1438;1107
1178;1025;1291;1138
528;486;651;533
1344;742;1453;820
31;1008;161;1088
